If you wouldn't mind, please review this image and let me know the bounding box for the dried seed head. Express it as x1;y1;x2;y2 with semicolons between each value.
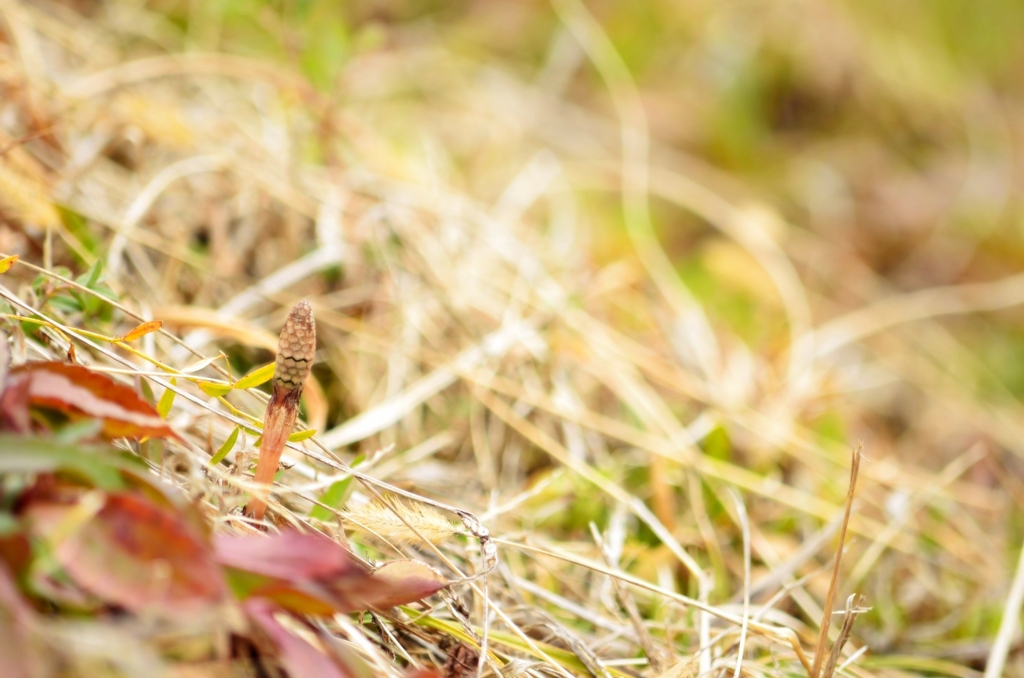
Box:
342;499;459;546
274;300;315;390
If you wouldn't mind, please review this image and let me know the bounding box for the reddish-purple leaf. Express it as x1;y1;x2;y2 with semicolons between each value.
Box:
0;375;32;433
4;361;182;441
215;531;448;615
363;560;449;611
0;564;42;678
215;531;361;581
243;598;352;678
216;531;376;615
0;328;8;391
226;573;339;617
23;490;226;614
0;526;31;579
118;469;212;542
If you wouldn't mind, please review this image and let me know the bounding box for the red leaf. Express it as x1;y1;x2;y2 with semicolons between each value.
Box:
0;375;32;433
215;531;448;614
119;468;212;542
243;598;352;678
0;564;41;678
0;328;8;390
23;489;226;614
3;361;182;441
216;531;376;614
215;531;362;581
364;560;449;611
0;527;31;578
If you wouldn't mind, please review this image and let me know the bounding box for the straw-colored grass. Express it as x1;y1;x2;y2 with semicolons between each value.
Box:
2;0;1023;676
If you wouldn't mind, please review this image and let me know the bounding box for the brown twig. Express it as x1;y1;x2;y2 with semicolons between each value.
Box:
244;300;315;521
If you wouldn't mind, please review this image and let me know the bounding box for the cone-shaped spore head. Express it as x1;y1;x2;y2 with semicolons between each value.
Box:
274;300;315;391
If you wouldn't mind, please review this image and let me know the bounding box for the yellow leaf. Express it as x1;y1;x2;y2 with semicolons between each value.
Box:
198;381;233;397
288;429;317;443
121;320;163;342
156;378;177;418
233;362;275;390
209;427;240;465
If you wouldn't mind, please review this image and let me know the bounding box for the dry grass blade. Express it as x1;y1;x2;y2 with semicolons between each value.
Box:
728;489;752;678
810;448;862;678
591;516;668;673
985;541;1024;678
823;594;867;678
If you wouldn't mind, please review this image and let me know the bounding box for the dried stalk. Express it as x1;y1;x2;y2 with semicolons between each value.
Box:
810;447;862;678
823;594;866;678
245;301;315;521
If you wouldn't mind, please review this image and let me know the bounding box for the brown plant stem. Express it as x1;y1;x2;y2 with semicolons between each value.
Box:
245;300;315;521
810;447;861;678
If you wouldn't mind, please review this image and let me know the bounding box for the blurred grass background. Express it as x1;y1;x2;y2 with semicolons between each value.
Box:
167;0;1024;361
